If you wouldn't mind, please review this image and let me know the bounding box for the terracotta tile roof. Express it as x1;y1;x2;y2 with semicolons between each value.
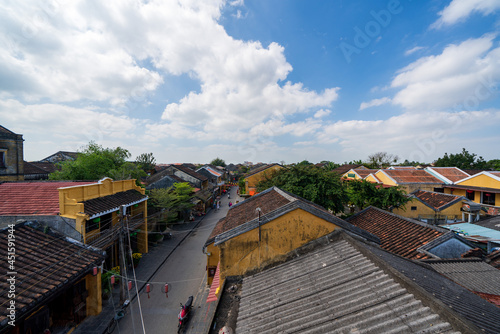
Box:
28;162;58;174
381;169;443;184
412;190;464;211
347;206;444;259
0;223;105;328
332;164;365;175
0;181;94;215
81;189;147;218
425;167;470;183
347;169;378;178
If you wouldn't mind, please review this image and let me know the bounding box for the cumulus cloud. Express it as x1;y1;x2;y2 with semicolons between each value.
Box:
391;35;500;111
432;0;500;28
317;110;500;161
359;97;391;111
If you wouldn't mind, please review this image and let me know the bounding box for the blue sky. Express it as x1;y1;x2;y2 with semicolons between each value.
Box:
1;0;499;164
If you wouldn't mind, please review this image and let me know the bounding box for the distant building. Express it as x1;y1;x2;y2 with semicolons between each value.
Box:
0;125;24;181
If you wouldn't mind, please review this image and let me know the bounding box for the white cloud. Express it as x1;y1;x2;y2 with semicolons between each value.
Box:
314;109;331;118
391;35;500;111
432;0;500;28
404;46;425;56
359;97;391;111
317;110;500;162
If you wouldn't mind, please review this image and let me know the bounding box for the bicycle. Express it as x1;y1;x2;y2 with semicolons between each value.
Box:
106;299;130;333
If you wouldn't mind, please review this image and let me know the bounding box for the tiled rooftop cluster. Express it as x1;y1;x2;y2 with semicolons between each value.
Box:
347;206;444;259
0;224;104;328
412;190;463;210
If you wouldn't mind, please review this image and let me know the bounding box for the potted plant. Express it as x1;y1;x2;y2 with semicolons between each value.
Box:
132;253;142;268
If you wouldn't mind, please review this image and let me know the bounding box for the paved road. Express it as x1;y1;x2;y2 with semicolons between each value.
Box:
115;187;238;334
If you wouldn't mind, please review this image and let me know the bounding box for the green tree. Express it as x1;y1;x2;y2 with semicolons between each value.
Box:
210;157;226;167
487;159;500;171
149;183;195;223
346;179;410;211
322;161;340;171
256;165;348;213
49;142;148;185
135;153;156;173
434;148;487;169
50;142;131;180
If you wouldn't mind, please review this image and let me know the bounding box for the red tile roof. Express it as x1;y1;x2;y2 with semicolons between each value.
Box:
0;223;104;328
412;190;464;211
347;207;444;259
381;169;443;184
207;188;292;241
350;169;378;178
0;181;94;215
332;164;365;175
426;167;470;183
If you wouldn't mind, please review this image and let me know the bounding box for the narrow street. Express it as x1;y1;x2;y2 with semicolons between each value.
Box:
114;187;239;334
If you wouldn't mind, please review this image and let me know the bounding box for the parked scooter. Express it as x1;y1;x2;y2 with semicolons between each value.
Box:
177;296;193;333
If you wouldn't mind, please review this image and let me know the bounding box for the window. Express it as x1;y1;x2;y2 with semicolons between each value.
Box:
465;190;475;201
86;217;100;233
411;206;417;211
433;187;444;193
482;192;496;206
0;151;5;168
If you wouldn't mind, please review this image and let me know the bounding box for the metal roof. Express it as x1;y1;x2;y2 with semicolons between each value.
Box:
236;233;467;333
440;222;500;242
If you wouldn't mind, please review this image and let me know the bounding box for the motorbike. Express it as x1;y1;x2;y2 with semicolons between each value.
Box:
177;296;193;333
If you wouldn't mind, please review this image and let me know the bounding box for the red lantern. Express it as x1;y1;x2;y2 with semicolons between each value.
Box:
146;284;151;299
111;275;115;285
128;281;132;291
93;267;98;276
164;283;169;298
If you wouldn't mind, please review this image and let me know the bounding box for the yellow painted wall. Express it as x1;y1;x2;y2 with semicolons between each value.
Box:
365;174;379;183
206;243;220;286
245;165;283;195
217;208;338;281
342;170;362;180
85;271;102;316
457;173;500;190
393;198;463;220
59;178;148;250
374;171;397;186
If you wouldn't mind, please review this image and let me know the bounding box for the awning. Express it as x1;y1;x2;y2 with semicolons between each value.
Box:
207;263;221;303
81;190;148;219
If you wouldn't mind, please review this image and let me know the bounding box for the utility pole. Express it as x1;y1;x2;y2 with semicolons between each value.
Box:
119;205;128;304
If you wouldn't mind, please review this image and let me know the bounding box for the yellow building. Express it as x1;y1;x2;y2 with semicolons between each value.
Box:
392;190;465;224
444;171;500;214
341;168;379;180
203;186;378;288
59;177;149;260
242;163;283;196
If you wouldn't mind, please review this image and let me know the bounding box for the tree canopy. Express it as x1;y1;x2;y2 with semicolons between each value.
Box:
148;182;195;222
135;152;156;173
49;142;147;185
210;157;226;167
434;148;488;169
256;164;348;213
346;179;409;211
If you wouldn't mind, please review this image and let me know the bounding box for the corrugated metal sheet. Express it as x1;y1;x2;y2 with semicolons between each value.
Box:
236;239;460;334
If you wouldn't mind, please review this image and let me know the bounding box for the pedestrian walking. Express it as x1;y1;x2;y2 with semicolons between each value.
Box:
229;201;232;207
